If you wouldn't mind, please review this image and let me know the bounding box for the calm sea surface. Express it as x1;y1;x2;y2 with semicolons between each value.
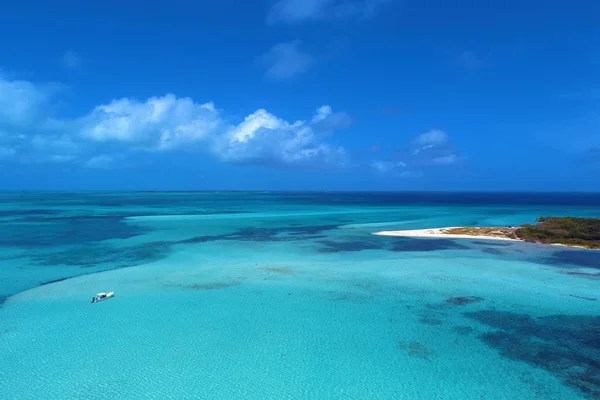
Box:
1;192;599;399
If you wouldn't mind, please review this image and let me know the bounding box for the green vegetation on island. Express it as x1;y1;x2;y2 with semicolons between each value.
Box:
514;216;600;249
444;227;517;239
443;216;600;249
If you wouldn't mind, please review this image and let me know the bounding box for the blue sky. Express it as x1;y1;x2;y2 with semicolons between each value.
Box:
0;0;598;191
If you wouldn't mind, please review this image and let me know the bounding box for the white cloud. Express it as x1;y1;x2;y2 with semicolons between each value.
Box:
370;160;423;178
0;76;72;163
62;50;82;70
311;105;353;131
431;154;459;165
82;99;348;166
80;94;221;150
257;41;316;81
85;155;118;169
371;160;406;173
214;107;348;166
267;0;391;24
411;129;448;147
0;75;350;169
412;144;434;155
0;77;53;127
372;129;463;176
409;130;461;166
312;105;333;123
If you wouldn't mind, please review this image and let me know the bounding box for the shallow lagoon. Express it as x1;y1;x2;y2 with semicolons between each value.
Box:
1;192;599;399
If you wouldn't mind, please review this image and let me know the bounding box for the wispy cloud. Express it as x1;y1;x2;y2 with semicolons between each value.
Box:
456;50;483;70
62;50;82;70
525;91;600;155
0;146;16;159
257;41;316;81
375;105;403;118
0;75;75;164
0;75;352;169
0;75;56;127
408;129;465;166
367;144;381;153
268;0;330;24
559;89;600;102
84;155;119;169
267;0;392;24
411;129;448;148
371;160;406;173
579;147;600;165
311;105;353;131
371;129;464;177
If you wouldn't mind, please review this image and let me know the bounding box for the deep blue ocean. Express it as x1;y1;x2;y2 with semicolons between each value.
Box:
1;192;599;399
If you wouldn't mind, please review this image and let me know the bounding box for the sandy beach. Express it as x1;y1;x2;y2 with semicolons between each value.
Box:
373;227;521;241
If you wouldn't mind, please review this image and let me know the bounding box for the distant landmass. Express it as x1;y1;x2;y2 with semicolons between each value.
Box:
513;217;600;249
375;217;600;249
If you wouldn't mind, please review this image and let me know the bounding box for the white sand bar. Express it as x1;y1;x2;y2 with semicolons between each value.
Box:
373;227;521;241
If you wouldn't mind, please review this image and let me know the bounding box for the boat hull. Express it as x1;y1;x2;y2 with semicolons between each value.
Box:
92;292;114;303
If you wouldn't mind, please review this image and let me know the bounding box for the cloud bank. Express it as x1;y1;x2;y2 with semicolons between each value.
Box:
0;76;351;169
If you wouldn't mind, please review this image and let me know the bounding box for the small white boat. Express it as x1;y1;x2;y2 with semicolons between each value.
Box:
91;292;114;303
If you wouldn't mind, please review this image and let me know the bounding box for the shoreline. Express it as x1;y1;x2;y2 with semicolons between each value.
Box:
373;227;520;242
372;227;595;249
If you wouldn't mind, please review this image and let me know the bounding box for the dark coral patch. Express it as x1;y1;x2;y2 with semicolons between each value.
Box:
397;341;437;360
351;280;380;292
466;310;600;398
260;266;295;275
32;241;173;269
391;238;469;252
446;296;484;306
0;215;150;248
188;282;239;290
165;281;240;290
177;234;226;244
481;247;504;255
235;224;338;241
562;271;600;280
545;250;600;269
317;239;382;253
327;290;371;304
178;224;338;244
452;326;474;335
419;316;444;326
472;240;512;247
39;277;69;286
0;209;60;217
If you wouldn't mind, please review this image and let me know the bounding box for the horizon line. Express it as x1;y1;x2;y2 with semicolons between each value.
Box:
2;190;600;194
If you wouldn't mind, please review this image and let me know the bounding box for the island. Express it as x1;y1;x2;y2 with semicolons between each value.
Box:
374;216;600;249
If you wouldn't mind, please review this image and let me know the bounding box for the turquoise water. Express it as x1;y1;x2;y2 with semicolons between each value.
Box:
1;192;599;399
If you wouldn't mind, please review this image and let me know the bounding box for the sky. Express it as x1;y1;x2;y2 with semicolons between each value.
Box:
0;0;599;191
